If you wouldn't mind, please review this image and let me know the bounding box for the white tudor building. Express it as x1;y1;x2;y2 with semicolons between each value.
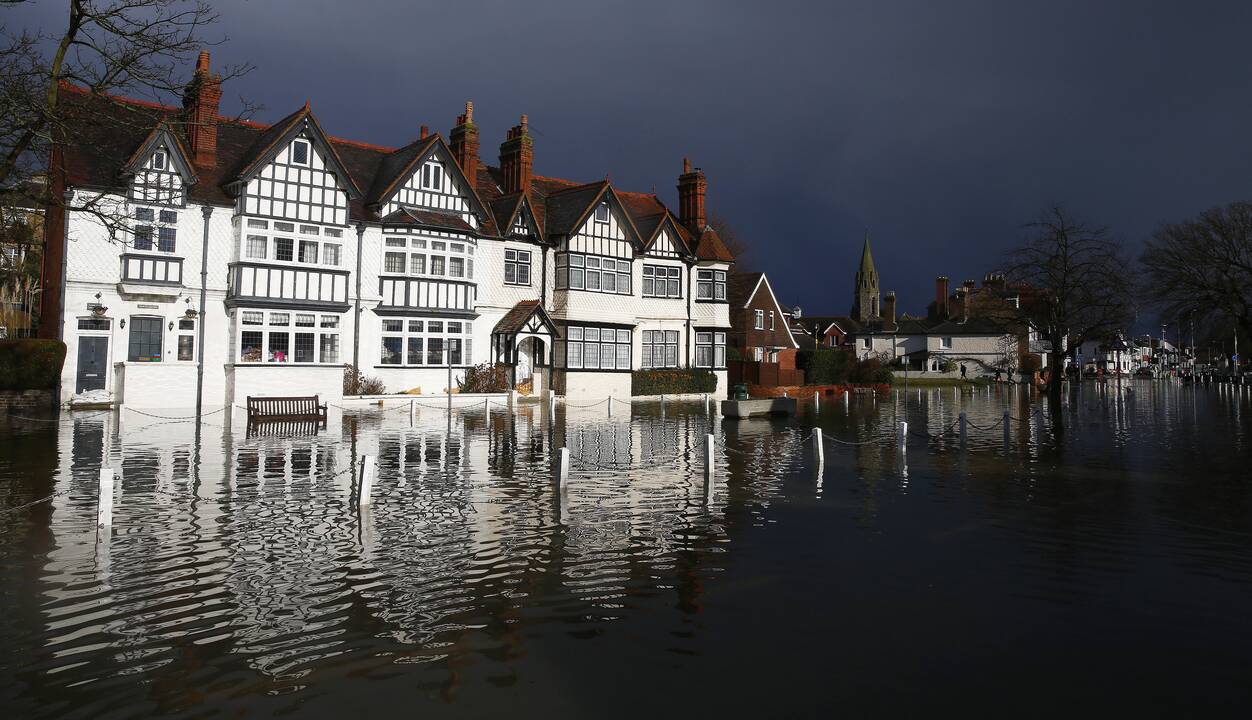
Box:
41;53;734;409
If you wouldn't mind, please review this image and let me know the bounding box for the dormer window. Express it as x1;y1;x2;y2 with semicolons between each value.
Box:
291;140;310;166
152;150;167;170
421;161;443;191
594;202;610;223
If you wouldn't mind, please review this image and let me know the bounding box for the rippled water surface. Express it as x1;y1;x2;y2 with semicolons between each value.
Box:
2;381;1251;718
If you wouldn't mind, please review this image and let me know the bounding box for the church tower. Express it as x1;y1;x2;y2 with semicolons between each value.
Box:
852;232;880;323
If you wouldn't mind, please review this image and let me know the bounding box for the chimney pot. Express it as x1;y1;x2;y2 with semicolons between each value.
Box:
420;125;429;139
197;50;210;73
464;101;473;123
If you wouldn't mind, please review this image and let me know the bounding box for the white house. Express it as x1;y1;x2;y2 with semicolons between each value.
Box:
41;53;733;409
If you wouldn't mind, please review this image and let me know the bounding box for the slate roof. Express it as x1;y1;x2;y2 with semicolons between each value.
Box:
728;272;764;307
379;207;475;233
55;83;735;261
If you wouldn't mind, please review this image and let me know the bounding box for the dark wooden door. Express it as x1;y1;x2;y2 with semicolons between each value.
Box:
76;337;108;393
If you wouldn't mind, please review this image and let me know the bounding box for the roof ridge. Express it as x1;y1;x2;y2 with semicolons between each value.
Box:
60;83;179;113
545;179;608;197
330;136;397;153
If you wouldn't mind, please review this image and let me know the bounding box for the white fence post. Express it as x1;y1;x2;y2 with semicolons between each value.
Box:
97;468;114;534
409;399;416;423
557;447;569;487
549;391;556;415
608;396;613;417
358;455;375;507
704;433;715;482
813;428;825;466
844;391;850;409
897;421;908;451
814;392;820;411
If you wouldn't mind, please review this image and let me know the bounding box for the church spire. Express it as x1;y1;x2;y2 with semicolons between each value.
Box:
853;231;881;322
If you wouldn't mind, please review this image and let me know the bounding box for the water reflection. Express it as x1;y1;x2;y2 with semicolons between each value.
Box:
1;380;1251;716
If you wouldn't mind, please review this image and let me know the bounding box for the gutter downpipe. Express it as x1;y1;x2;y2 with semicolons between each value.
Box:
353;222;365;373
195;205;213;419
686;260;694;367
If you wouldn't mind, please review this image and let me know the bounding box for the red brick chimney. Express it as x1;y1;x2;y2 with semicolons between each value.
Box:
498;115;532;195
449;101;479;183
677;157;707;234
883;291;897;331
182;50;222;168
935;276;950;319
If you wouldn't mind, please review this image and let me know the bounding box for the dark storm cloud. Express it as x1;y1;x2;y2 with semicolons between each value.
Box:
10;0;1252;320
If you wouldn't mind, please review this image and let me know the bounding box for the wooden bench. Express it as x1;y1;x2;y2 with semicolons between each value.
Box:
246;395;328;428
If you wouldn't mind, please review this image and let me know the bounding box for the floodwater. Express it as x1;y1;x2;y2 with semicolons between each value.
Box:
1;381;1250;718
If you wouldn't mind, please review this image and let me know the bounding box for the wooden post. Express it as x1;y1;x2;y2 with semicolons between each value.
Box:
97;468;114;534
813;428;825;466
959;412;967;446
557;447;569;487
897;421;908;451
359;455;375;507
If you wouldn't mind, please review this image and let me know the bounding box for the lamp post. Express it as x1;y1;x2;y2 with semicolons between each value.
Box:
1108;334;1129;385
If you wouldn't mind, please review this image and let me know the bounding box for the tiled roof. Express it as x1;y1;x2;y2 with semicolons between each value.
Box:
379;207;475;233
492;300;542;334
56;84;734;259
728;271;764;307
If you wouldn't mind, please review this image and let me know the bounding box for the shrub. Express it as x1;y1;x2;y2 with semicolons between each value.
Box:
343;364;385;395
459;363;510;393
631;368;717;396
797;348;852;385
939;358;957;373
0;339;66;390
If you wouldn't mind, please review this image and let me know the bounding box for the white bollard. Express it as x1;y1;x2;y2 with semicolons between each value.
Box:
953;386;958;401
409;399;416;423
959;412;967;445
704;433;715;482
814;392;820;411
557;447;569;487
484;397;489;414
661;393;666;410
608;396;613;417
549;391;556;415
97;468;114;533
813;427;825;466
704;393;710;414
358;455;375;507
844;391;850;409
897;422;908;451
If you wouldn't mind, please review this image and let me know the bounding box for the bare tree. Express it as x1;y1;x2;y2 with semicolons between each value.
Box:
1002;206;1135;432
0;0;250;238
707;211;750;272
1140;201;1252;347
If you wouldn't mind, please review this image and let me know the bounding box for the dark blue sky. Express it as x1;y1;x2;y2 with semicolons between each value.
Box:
12;0;1252;319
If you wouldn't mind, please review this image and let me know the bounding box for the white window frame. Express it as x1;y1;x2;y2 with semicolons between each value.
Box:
697;269;727;301
291;139;310;166
237;311;340;364
940;337;953;350
754;310;764;330
242;217;343;267
504;248;532;286
642;264;682;298
562;325;631;370
379;317;473;367
594;202;610;223
695;331;727;369
556;252;631;295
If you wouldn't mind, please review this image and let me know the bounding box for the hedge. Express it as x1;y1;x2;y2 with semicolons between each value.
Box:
796;348;893;386
631;368;717;396
0;339;67;390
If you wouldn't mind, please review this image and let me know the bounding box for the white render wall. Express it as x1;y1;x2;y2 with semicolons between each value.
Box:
58;184;734;407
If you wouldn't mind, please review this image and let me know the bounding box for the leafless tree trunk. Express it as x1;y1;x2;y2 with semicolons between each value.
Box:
1140;201;1252;348
1;0;250;236
1002;206;1135;434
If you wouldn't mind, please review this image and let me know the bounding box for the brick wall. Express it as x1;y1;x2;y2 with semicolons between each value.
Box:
0;389;57;415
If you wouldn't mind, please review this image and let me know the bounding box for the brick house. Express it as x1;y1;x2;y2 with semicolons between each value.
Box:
728;272;802;387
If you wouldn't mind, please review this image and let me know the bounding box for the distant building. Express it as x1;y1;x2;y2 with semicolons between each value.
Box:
728;272;802;387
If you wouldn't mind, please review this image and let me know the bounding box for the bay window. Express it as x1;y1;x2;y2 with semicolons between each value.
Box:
695;331;727;369
641;330;680;368
555;253;630;294
562;325;632;370
238;310;340;364
643;265;681;298
697;269;727;301
379;317;473;367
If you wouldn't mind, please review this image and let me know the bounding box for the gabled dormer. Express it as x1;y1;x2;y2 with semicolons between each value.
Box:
226;105;362;227
642;214;693;260
548;182;643;254
369;135;490;231
122;123;197;207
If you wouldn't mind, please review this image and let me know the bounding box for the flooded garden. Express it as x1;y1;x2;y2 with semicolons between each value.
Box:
2;381;1250;717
